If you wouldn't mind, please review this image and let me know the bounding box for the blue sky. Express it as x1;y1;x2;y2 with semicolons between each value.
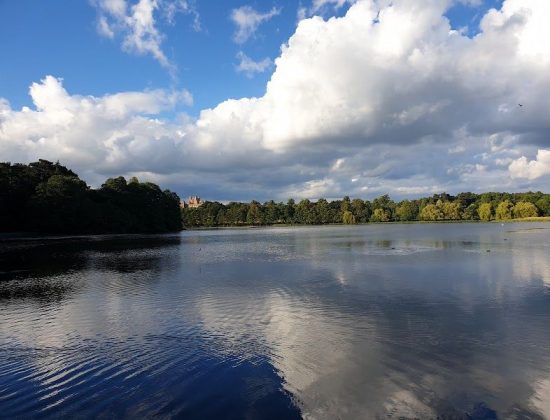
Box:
1;0;502;113
1;0;299;113
1;0;549;201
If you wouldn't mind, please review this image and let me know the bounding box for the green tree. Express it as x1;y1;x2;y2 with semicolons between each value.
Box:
295;199;315;224
536;196;550;216
462;203;479;220
246;201;262;225
478;203;493;221
1;160;182;234
351;198;370;223
341;196;351;212
513;201;539;218
371;208;390;222
396;200;418;221
316;198;332;224
495;200;513;220
264;200;280;224
285;198;296;223
342;210;356;224
102;176;128;192
420;204;442;221
372;194;395;220
216;208;226;226
31;175;90;231
456;192;477;209
440;201;462;220
224;203;241;225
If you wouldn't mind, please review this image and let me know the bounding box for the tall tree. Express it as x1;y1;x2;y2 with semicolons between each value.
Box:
495;200;513;220
396;200;418;221
478;203;493;222
513;201;538;218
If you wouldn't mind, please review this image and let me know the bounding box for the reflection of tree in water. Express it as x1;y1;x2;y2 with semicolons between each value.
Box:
2;227;549;418
0;275;82;301
0;235;181;301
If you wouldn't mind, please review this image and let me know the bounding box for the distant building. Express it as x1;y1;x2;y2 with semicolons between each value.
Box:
188;196;203;208
180;196;203;209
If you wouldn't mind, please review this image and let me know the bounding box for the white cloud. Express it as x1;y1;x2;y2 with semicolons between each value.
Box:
163;0;200;30
235;52;272;78
92;0;200;72
297;0;356;20
509;150;550;180
0;76;192;180
97;15;115;38
310;0;355;15
286;178;338;199
93;0;170;70
230;5;281;44
2;0;550;200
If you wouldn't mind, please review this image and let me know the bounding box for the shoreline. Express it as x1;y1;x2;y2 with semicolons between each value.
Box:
182;218;550;231
2;218;549;240
0;231;183;242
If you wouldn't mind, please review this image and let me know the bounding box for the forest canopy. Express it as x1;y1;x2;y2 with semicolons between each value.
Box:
2;160;548;233
182;192;550;227
0;160;182;233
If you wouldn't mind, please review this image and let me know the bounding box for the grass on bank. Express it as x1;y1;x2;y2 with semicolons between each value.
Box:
184;218;550;230
501;216;550;222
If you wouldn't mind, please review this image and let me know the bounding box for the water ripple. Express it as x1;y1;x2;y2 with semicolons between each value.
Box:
1;225;550;418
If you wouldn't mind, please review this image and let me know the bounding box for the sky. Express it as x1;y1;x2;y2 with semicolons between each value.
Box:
1;0;549;202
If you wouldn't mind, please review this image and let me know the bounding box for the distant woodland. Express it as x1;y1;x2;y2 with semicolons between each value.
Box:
0;160;182;233
2;160;548;233
182;192;550;227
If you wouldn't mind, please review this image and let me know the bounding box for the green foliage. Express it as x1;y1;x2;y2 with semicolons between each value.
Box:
341;196;351;212
536;196;550;216
396;200;418;221
0;160;181;233
495;200;513;220
420;204;442;221
296;199;320;224
0;159;78;231
30;175;90;232
178;190;550;227
316;198;332;224
246;201;262;225
371;208;390;222
351;198;371;223
419;200;461;221
342;210;355;224
456;192;477;208
372;195;395;219
478;203;493;221
462;203;479;221
513;201;538;218
440;201;462;220
285;198;295;221
102;176;128;192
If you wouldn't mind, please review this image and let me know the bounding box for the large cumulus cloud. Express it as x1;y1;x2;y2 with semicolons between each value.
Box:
1;0;549;200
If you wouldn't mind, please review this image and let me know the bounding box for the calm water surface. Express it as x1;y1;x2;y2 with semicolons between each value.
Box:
1;224;550;419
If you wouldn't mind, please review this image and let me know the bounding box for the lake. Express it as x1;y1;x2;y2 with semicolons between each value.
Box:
1;223;550;419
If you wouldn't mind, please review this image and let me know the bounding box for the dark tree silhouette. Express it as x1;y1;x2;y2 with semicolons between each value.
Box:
0;160;182;234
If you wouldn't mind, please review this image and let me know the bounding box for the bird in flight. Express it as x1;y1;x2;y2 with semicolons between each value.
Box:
518;103;523;107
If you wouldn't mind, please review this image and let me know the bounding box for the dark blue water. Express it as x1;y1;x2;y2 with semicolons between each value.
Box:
1;223;550;419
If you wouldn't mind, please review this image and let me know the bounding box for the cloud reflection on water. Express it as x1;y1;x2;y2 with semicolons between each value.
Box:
192;224;550;418
1;225;550;418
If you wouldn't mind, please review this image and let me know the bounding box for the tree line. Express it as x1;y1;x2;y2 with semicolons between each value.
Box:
0;160;182;233
182;192;550;227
